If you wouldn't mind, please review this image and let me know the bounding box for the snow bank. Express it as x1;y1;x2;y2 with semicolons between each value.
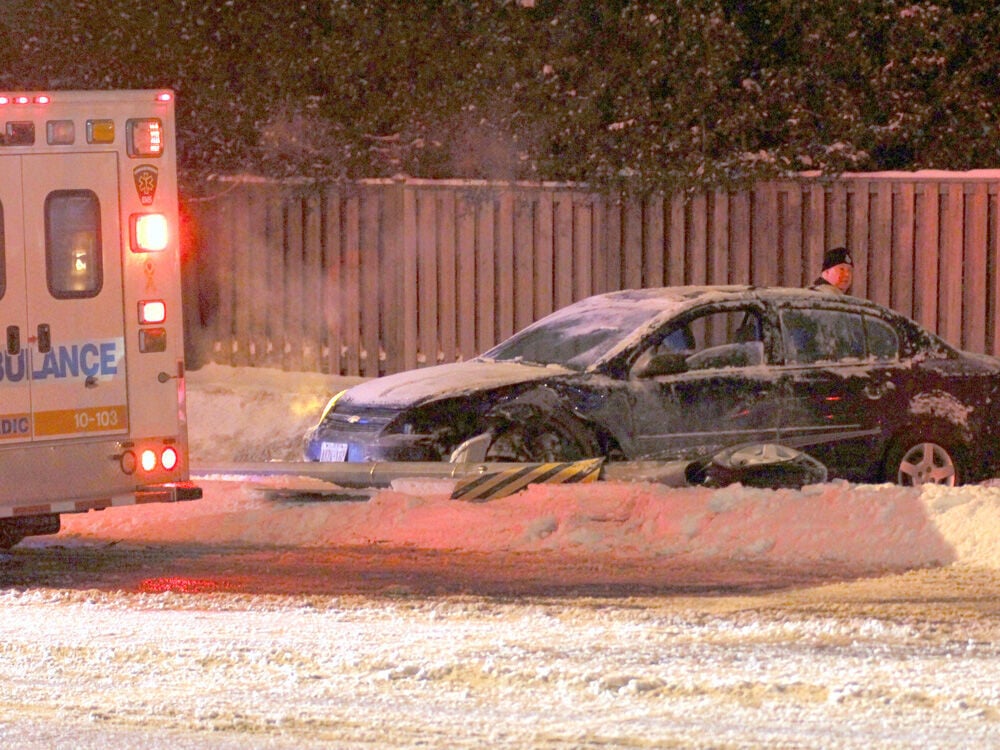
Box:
49;365;1000;572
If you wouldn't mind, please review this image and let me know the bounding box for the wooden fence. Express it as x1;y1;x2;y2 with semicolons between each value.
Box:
182;172;1000;376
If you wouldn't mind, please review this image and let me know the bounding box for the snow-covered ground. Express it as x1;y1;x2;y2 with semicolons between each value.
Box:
5;364;1000;748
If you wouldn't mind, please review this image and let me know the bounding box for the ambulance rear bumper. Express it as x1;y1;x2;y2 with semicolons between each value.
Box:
0;480;202;520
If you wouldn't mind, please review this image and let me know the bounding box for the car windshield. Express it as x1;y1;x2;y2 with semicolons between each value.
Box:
480;295;669;370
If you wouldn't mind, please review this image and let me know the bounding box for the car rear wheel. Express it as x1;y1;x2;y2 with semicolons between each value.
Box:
884;431;963;486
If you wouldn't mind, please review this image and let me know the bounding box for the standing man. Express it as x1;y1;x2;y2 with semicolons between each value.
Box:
810;247;853;294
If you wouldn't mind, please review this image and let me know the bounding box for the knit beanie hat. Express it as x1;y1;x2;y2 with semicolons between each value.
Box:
822;247;852;271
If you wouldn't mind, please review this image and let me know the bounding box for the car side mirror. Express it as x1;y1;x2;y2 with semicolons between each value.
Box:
636;351;688;378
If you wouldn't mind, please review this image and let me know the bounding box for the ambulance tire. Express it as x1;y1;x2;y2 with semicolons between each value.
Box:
0;520;26;550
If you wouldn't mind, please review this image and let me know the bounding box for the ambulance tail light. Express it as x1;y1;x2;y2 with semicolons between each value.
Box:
131;213;168;252
161;447;179;471
139;447;179;473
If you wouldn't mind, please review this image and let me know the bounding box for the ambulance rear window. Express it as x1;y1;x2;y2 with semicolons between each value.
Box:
45;190;102;299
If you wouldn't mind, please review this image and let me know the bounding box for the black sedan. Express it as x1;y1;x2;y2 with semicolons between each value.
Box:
303;286;1000;486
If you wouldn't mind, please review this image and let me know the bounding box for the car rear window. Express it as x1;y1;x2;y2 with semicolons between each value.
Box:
864;316;900;361
780;308;866;364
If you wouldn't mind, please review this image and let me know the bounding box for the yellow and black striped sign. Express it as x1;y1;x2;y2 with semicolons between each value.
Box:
451;458;605;502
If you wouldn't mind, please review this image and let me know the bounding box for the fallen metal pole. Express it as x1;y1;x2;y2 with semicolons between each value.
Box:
192;459;694;489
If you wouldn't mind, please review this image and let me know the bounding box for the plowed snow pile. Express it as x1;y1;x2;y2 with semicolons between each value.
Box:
57;364;1000;572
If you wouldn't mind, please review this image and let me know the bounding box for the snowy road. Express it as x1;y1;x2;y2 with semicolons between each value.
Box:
2;365;1000;748
3;538;1000;748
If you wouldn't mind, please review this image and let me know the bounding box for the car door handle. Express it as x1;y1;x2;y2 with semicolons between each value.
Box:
863;381;895;400
6;325;19;355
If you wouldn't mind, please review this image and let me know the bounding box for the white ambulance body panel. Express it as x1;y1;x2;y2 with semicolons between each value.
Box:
0;90;199;545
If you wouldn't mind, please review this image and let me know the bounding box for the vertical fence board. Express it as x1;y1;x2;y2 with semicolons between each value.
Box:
245;187;270;366
805;185;826;282
848;182;870;299
602;197;622;292
341;195;361;375
359;188;381;376
940;184;965;345
829;182;848;248
283;195;304;372
781;184;803;287
455;192;477;360
913;183;939;333
752;184;778;286
230;187;252;366
870;183;893;308
622;200;643;288
553;193;574;310
573;196;593;299
688;194;708;285
535;191;554;320
992;191;1000;355
514;194;535;331
321;187;342;374
438;189;457;364
417;190;438;366
965;184;988;352
475;195;496;353
211;190;234;364
645;196;666;286
892;184;915;318
396;184;417;371
302;194;323;372
591;195;607;294
729;192;751;284
667;196;684;285
709;190;729;285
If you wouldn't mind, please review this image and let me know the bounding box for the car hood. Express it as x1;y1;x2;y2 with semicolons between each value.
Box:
340;360;575;409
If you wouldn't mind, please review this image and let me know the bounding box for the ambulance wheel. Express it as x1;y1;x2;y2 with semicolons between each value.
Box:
0;521;26;550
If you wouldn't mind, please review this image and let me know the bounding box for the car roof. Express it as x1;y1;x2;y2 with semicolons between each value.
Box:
593;285;888;314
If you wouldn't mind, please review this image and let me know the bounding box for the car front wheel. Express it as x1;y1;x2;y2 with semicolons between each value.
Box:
884;433;963;486
484;409;598;463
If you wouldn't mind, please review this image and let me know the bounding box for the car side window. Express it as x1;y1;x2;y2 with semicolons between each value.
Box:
781;309;865;364
636;307;766;375
865;316;900;361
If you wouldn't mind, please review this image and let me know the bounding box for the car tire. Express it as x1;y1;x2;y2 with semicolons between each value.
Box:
702;443;828;489
484;407;598;463
883;429;965;486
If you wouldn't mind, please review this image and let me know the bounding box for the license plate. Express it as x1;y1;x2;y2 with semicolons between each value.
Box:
320;442;348;462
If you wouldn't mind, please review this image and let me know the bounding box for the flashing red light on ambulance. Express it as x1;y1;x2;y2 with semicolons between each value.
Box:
131;213;169;251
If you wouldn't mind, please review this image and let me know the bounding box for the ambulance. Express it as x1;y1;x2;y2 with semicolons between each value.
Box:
0;89;200;548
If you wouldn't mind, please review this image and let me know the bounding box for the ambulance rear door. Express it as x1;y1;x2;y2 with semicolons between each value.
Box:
0;155;30;441
17;151;128;440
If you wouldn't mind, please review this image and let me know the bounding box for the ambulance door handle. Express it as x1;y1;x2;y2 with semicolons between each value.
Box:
6;326;19;355
37;324;51;354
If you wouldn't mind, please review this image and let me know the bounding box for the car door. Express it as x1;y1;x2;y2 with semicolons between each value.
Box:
622;302;784;460
775;304;907;481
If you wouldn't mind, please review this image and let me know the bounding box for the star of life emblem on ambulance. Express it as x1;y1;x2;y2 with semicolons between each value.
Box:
133;165;159;206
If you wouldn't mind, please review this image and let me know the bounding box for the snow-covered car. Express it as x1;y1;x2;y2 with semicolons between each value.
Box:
303;286;1000;485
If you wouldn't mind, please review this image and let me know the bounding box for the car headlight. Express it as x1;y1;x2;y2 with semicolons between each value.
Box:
318;389;348;423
